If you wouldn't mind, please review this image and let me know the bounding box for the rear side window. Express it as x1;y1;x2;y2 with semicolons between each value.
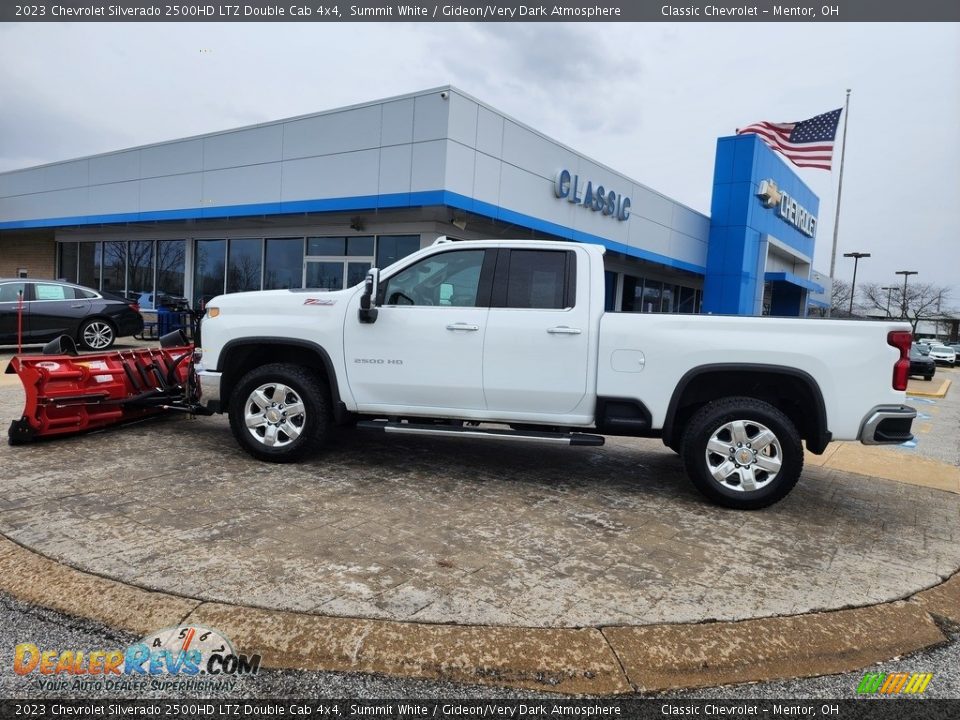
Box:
33;283;76;300
502;250;575;309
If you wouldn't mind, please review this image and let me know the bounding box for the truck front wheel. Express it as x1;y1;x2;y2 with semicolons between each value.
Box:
229;363;331;463
681;397;803;510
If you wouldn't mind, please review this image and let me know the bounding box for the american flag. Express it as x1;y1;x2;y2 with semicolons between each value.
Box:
737;108;843;170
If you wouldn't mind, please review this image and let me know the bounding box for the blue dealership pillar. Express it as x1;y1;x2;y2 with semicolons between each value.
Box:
703;134;820;316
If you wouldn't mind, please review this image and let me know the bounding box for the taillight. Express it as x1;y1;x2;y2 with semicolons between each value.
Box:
888;330;912;391
130;303;141;313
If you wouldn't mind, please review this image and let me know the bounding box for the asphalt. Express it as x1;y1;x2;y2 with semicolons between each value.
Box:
0;345;958;696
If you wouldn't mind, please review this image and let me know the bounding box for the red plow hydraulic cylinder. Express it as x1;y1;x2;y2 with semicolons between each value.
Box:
6;344;199;444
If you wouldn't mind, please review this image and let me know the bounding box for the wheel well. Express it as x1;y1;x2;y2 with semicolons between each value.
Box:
219;342;336;413
665;368;829;454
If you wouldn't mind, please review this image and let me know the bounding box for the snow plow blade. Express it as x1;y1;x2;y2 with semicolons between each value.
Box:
6;332;203;445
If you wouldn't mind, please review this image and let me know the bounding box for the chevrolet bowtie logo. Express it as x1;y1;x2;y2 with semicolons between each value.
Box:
757;179;783;208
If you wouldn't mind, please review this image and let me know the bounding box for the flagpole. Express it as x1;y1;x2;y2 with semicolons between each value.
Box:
826;89;851;318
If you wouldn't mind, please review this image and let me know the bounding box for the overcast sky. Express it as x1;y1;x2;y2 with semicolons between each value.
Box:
1;22;957;300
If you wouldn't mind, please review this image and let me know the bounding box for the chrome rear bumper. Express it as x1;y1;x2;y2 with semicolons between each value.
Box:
859;405;916;445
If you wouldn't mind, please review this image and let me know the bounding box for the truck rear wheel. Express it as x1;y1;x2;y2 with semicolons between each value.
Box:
229;363;331;463
681;397;803;510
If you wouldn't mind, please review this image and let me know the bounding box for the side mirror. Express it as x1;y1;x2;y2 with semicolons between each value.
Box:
358;268;380;324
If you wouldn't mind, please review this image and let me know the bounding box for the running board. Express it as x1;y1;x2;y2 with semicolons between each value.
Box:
356;420;605;446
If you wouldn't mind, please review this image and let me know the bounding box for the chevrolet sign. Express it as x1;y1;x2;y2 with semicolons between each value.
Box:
757;179;817;238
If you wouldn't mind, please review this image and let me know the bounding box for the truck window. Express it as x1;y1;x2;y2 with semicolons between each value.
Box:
382;249;485;307
503;250;573;309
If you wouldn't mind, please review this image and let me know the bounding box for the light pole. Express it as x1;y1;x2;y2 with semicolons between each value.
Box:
895;270;918;320
880;286;896;318
843;252;870;316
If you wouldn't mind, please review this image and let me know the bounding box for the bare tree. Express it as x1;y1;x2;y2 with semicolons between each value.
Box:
860;282;953;334
228;253;261;292
157;241;185;295
830;278;852;317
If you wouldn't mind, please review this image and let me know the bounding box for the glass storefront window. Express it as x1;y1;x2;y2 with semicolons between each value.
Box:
604;271;617;312
227;238;263;293
101;241;126;295
661;284;676;313
194;239;226;309
305;261;344;290
264;238;304;290
347;262;371;287
58;243;78;283
621;275;641;312
347;236;374;256
642;280;662;313
678;286;697;313
376;235;421;267
157;240;186;297
127;240;154;298
78;243;101;290
307;237;345;256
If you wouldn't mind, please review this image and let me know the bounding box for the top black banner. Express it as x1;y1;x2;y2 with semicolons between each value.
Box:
4;0;960;22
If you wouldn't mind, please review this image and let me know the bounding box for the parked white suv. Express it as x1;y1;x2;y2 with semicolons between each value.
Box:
928;344;957;367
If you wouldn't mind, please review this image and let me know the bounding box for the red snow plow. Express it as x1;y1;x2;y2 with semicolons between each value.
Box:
6;331;208;445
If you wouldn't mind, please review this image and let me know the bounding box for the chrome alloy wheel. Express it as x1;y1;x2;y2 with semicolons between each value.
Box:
704;419;783;492
243;382;307;448
82;321;114;349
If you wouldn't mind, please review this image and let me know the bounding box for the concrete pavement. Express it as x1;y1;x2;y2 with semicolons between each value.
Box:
0;349;958;694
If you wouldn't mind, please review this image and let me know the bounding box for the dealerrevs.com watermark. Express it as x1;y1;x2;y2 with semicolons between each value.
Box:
13;624;261;693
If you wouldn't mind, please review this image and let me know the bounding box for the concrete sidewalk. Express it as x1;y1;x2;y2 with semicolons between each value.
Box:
805;442;960;494
0;535;956;694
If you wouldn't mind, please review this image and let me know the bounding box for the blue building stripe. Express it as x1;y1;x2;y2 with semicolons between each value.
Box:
0;189;707;275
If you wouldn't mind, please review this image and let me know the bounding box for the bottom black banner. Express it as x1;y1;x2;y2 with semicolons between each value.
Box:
2;699;959;720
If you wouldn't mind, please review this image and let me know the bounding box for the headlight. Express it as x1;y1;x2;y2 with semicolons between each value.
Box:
206;307;220;318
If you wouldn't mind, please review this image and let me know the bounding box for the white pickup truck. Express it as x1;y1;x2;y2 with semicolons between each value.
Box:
195;238;916;509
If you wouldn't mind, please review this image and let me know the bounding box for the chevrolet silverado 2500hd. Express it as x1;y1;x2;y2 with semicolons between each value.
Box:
194;238;916;509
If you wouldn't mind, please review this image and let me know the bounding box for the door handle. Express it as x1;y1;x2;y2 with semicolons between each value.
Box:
70;304;85;308
446;323;479;331
547;326;582;335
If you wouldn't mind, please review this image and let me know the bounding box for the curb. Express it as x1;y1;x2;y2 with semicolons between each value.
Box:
1;534;957;695
908;378;952;398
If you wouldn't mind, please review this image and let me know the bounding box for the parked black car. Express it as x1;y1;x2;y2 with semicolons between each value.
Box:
909;345;936;381
0;279;143;350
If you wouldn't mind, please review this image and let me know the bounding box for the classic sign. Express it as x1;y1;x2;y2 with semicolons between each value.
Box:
554;169;631;221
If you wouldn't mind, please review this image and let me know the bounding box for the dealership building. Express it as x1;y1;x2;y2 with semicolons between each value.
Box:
0;86;826;315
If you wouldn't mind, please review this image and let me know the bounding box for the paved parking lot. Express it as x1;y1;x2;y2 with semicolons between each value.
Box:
2;349;958;629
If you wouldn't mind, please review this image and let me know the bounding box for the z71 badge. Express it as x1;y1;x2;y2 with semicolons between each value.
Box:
303;298;336;306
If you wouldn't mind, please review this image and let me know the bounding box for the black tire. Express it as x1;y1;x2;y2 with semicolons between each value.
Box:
228;363;331;463
680;396;803;510
77;318;116;350
924;374;933;381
